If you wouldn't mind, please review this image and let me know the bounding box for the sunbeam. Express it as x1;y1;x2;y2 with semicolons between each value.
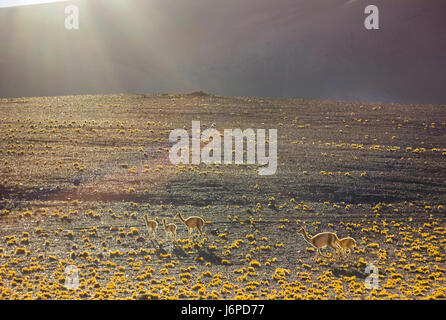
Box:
0;0;67;8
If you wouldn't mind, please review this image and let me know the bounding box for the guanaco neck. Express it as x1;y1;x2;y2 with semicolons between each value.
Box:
144;216;151;231
144;215;155;226
301;229;313;245
177;213;186;224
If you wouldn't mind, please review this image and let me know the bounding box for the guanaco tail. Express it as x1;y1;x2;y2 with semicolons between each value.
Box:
143;215;159;239
174;212;204;237
298;227;342;261
162;218;177;242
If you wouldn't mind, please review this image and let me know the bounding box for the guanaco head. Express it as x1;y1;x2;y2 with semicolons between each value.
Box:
174;212;181;220
298;227;306;235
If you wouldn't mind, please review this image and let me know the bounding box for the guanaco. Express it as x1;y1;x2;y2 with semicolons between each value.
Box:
338;237;356;257
298;227;341;261
174;212;204;237
162;218;177;242
143;215;159;239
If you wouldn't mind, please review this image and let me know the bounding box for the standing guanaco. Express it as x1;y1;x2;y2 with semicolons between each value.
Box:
338;237;356;257
174;212;204;237
143;215;159;239
162;218;177;242
298;227;341;261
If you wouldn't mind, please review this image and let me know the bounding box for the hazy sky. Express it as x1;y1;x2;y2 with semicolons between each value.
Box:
0;0;445;104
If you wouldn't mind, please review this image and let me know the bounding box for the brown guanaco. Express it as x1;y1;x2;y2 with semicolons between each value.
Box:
162;218;177;242
338;237;356;257
174;212;204;237
143;215;158;239
298;227;342;261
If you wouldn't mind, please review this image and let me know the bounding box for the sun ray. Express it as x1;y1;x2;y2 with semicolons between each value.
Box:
84;0;203;93
0;0;67;9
